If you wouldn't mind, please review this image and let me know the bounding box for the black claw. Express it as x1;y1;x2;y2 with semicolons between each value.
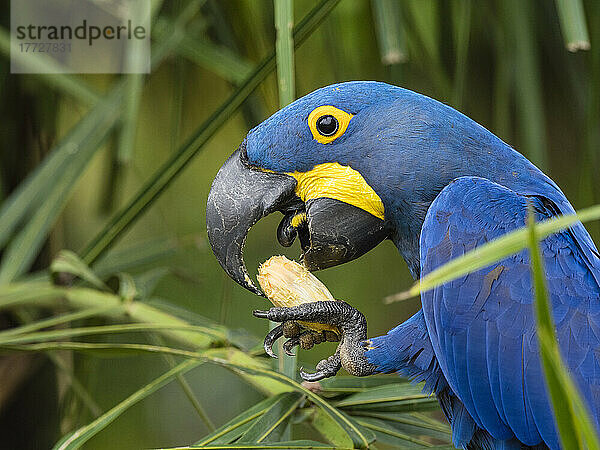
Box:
283;337;299;356
253;310;270;319
263;324;284;358
299;367;329;382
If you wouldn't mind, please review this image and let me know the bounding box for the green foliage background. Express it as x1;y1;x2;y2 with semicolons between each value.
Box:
0;0;599;448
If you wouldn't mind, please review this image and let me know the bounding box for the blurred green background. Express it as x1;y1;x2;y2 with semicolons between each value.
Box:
0;0;599;448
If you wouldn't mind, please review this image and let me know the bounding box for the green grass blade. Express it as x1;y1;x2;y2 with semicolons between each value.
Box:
311;406;355;448
317;375;404;398
212;362;374;449
502;0;548;169
274;0;297;384
353;417;435;447
334;383;429;408
237;392;304;443
47;351;102;418
275;0;296;108
554;0;591;51
176;35;254;84
334;383;438;413
387;203;600;301
50;250;109;290
166;440;341;449
338;397;440;413
195;395;283;445
52;359;201;450
527;207;600;449
0;282;222;348
93;236;181;277
116;72;144;164
116;0;149;164
0;323;224;346
0;306;116;338
492;16;512;140
451;0;471;108
80;0;341;265
371;0;407;65
351;412;451;442
7;341;207;359
148;334;216;432
0;27;100;105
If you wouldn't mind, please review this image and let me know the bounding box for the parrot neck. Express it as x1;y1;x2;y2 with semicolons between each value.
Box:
389;203;430;279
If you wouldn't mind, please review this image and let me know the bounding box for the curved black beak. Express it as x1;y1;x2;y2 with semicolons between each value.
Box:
207;145;390;296
206;145;297;295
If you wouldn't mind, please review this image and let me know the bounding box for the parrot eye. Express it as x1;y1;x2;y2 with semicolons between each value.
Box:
307;105;354;144
316;115;339;136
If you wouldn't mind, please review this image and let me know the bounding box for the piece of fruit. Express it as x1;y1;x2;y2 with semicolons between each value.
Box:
257;256;340;335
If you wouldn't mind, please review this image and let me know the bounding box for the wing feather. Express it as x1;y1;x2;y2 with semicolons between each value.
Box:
420;176;600;448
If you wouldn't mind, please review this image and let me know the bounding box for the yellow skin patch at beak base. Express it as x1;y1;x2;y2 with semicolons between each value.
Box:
287;163;385;220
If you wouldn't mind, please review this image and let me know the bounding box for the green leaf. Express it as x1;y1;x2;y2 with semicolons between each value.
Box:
334;383;430;408
117;1;148;164
93;236;181;277
0;281;66;310
351;412;451;442
527;207;600;450
204;359;372;449
133;267;171;298
353;416;435;448
318;375;403;394
166;440;341;449
371;0;407;65
50;250;108;290
501;0;548;169
238;392;304;443
195;395;283;445
390;204;600;301
176;35;254;84
275;0;295;108
0;307;116;338
52;359;202;450
339;398;439;413
0;323;223;346
554;0;590;52
311;406;355;448
202;348;293;396
273;0;297;390
0;283;223;349
451;0;472;108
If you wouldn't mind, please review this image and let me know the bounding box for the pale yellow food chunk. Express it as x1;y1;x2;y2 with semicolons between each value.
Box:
257;256;340;334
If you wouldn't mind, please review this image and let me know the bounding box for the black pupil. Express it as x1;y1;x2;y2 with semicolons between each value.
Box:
316;115;338;136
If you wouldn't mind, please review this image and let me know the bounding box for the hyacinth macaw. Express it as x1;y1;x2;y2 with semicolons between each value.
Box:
205;81;600;449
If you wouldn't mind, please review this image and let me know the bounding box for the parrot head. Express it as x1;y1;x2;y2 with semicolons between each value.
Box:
206;80;537;295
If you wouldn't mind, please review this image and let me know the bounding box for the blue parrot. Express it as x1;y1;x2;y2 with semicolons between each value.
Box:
206;81;600;449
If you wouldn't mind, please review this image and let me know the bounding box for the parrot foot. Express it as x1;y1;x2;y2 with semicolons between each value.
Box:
261;319;331;358
300;353;341;381
253;301;376;380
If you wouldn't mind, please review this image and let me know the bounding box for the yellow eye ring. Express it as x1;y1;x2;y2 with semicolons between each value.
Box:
308;105;354;144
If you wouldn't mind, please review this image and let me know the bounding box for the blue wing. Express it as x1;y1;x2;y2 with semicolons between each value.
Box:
420;176;600;449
